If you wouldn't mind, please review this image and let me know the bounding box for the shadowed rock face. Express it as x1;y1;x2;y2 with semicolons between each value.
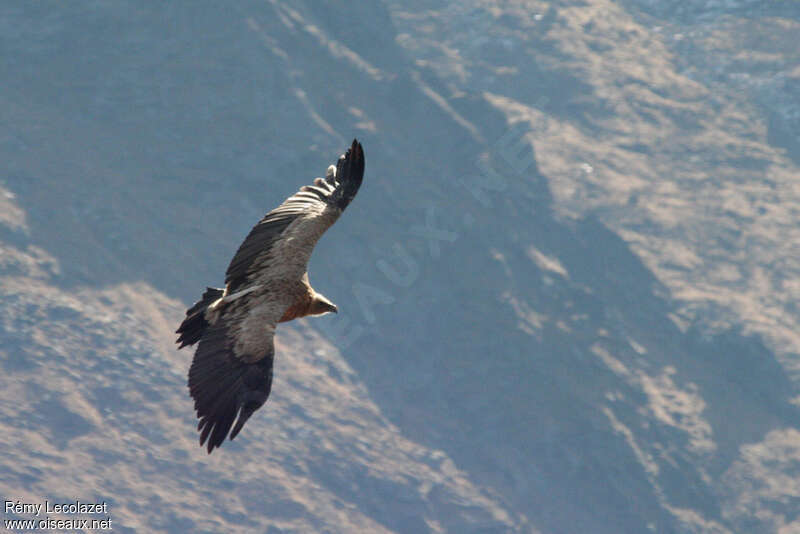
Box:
1;1;799;533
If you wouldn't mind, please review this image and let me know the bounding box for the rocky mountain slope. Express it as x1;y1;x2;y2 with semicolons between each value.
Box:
1;1;798;532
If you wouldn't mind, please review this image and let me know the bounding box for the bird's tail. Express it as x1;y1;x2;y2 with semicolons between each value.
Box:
176;287;224;348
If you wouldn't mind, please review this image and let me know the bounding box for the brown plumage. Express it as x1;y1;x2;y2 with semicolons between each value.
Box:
176;140;364;453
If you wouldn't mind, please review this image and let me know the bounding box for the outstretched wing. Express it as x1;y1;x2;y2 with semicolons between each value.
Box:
225;139;365;293
187;293;281;453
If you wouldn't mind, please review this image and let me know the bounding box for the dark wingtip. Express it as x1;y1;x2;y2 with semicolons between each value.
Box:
332;139;364;210
199;420;223;454
350;138;363;169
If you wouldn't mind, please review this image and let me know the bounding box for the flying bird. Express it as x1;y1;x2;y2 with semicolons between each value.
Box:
176;139;365;453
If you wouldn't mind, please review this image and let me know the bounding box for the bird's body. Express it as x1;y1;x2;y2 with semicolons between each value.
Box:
176;140;365;452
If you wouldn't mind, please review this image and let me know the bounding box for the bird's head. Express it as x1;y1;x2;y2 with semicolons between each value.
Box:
309;293;338;316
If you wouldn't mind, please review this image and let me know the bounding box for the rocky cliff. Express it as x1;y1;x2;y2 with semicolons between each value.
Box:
1;1;798;532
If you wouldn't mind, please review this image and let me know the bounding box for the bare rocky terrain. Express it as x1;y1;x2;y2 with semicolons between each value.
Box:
1;1;798;532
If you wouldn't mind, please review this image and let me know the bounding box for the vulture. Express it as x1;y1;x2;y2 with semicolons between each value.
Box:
176;139;365;453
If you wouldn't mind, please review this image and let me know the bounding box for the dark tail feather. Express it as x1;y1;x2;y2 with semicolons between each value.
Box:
176;287;224;348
